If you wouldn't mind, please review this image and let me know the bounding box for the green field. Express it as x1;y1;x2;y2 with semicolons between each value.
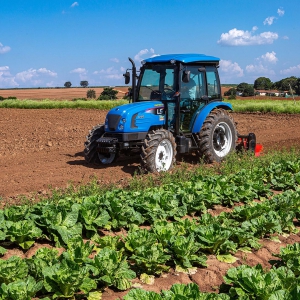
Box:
1;98;300;114
1;150;300;299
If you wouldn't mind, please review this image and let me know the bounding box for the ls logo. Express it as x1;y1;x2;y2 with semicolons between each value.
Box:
156;108;164;115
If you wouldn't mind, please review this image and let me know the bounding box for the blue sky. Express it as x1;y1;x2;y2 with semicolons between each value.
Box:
0;0;299;88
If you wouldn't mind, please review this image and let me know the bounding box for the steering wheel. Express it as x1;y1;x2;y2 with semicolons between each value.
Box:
163;85;175;99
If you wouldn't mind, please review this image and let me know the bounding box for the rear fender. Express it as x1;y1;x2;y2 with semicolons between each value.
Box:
191;102;233;133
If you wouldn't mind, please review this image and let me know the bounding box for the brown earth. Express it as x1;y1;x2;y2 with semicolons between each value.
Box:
1;108;300;298
1;109;300;201
0;87;129;100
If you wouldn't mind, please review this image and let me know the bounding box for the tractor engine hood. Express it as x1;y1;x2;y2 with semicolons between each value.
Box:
105;101;165;133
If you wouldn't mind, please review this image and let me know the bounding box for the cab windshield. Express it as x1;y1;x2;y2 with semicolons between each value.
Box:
138;65;176;101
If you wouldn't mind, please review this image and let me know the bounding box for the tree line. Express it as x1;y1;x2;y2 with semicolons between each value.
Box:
64;81;89;88
225;76;300;98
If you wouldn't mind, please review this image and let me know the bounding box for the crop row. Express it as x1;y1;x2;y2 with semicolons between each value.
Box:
1;187;300;299
0;158;300;298
1;158;300;253
1;241;300;299
125;244;300;299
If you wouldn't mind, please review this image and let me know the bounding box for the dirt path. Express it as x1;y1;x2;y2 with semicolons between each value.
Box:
1;109;300;200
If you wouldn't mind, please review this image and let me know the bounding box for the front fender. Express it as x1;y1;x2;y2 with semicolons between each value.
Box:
191;101;233;133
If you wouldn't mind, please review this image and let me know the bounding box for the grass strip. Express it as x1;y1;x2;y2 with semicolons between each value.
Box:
228;99;300;113
0;99;128;109
1;98;300;113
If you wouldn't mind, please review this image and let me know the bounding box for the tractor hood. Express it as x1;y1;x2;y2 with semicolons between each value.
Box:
105;101;165;133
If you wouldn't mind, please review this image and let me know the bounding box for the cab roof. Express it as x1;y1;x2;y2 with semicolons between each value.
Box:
143;53;220;64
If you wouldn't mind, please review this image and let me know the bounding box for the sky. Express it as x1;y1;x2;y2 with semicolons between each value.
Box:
0;0;299;88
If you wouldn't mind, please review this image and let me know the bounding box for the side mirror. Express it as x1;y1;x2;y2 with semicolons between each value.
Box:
182;70;190;83
123;71;130;84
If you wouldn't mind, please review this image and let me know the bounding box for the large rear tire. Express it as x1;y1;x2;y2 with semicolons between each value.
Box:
141;129;177;173
84;124;117;164
198;108;237;163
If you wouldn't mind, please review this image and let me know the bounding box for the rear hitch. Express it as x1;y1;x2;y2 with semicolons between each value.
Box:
237;133;263;157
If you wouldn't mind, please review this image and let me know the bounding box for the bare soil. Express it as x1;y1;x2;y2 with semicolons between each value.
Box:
1;109;300;201
1;108;300;298
0;87;129;100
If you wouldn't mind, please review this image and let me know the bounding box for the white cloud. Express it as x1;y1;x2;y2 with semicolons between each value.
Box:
70;68;87;80
0;66;10;73
245;63;276;78
219;60;244;77
110;58;119;63
283;36;289;40
71;2;79;8
0;42;11;54
15;68;57;83
0;66;18;87
134;48;155;62
94;66;124;80
263;16;276;25
277;8;284;16
0;66;58;88
280;64;300;75
218;28;278;46
37;68;57;76
261;51;278;64
70;68;86;74
252;26;258;31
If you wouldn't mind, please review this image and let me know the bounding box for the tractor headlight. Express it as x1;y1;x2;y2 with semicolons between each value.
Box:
121;118;126;123
119;124;124;130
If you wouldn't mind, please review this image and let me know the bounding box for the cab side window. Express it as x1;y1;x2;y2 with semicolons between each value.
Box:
206;67;221;100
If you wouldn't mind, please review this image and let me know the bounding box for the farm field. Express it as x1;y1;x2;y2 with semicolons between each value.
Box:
0;86;236;101
0;109;300;201
0;87;130;100
1;107;300;299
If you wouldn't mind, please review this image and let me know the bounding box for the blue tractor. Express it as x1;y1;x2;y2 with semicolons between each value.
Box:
84;54;258;172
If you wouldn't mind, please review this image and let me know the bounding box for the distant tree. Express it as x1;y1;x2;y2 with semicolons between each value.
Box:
80;81;89;88
254;77;272;90
122;87;132;100
224;87;237;96
236;82;249;92
64;81;72;88
87;89;96;99
272;76;297;91
98;87;118;100
242;85;254;97
236;82;254;97
295;78;300;95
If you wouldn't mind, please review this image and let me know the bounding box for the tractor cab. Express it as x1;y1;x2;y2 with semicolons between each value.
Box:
130;54;222;135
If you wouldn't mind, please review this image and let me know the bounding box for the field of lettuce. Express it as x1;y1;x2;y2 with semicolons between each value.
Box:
1;149;300;299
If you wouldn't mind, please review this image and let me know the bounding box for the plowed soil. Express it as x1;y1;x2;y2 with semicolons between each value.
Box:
1;108;300;298
1;109;300;201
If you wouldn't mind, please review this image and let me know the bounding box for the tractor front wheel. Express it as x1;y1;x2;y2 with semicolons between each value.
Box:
84;124;117;164
141;129;177;172
198;108;237;163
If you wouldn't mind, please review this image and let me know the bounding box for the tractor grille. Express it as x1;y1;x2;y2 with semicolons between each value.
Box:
107;114;122;131
97;137;118;153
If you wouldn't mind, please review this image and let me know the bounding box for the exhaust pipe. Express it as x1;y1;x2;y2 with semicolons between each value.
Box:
128;57;137;103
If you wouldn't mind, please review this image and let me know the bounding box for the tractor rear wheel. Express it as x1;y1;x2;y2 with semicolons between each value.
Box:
84;124;117;164
141;129;177;173
198;108;237;163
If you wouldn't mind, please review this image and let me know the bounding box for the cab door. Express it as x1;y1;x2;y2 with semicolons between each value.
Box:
179;66;206;132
